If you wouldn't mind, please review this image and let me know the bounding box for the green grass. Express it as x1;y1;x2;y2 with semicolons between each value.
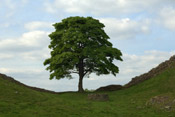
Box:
1;65;175;116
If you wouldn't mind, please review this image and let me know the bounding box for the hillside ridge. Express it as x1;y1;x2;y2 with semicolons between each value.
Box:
0;73;75;94
124;55;175;88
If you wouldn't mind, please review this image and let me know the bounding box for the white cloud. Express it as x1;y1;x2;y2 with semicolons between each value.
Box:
82;50;175;90
0;30;50;67
23;18;150;40
158;7;175;30
1;0;175;92
0;49;174;91
44;0;175;15
21;48;50;61
117;50;175;78
0;31;50;52
0;26;174;91
0;54;14;60
0;67;44;74
24;21;53;31
100;18;151;40
19;31;49;47
0;0;29;18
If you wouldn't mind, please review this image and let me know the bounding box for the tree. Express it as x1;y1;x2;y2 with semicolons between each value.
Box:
44;16;122;92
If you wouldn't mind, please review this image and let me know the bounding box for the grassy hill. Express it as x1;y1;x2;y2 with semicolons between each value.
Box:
1;56;175;117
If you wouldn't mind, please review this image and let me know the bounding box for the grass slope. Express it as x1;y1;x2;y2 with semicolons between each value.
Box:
0;63;175;116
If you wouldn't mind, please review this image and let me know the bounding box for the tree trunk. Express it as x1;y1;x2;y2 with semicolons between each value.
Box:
78;58;84;92
78;75;84;92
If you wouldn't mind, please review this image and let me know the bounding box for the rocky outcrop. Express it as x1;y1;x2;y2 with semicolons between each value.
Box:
96;85;123;92
124;55;175;88
146;95;175;111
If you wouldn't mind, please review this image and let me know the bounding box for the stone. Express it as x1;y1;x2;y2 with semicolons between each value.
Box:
165;106;171;110
146;96;170;106
88;94;109;101
172;99;175;103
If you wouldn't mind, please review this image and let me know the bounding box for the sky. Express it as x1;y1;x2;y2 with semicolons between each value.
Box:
0;0;175;92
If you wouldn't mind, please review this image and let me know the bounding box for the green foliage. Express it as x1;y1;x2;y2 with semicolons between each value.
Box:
44;16;122;80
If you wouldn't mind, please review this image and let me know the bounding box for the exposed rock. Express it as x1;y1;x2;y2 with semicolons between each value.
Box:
96;85;123;92
172;99;175;103
146;95;175;111
88;94;109;101
146;96;170;106
125;55;175;88
165;106;171;110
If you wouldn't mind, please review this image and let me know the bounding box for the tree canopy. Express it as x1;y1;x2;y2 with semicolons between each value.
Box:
44;16;122;92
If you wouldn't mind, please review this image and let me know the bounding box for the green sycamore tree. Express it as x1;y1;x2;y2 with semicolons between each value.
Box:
44;16;122;92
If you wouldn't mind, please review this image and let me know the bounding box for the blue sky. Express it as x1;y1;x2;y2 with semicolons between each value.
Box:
0;0;175;92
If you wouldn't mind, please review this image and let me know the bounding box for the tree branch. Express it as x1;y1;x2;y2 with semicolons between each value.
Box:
83;68;92;76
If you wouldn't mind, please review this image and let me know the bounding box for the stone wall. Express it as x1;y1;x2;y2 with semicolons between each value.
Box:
96;84;123;92
124;55;175;88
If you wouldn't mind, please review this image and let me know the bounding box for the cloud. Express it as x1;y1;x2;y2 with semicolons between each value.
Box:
0;54;14;60
24;21;53;31
0;31;50;52
23;18;150;40
116;50;175;79
44;0;175;15
100;18;150;40
158;7;175;30
21;48;50;61
0;67;44;74
85;50;175;88
0;49;174;91
1;0;175;92
0;30;50;66
0;0;28;18
77;50;175;90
